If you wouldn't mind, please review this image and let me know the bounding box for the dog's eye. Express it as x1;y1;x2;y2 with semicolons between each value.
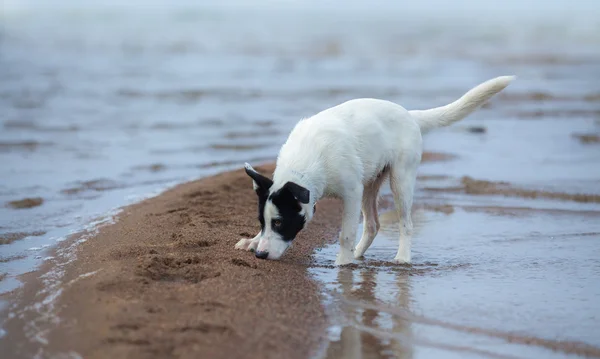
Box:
273;219;282;228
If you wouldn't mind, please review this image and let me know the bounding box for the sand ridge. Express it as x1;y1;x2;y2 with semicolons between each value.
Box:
1;164;344;359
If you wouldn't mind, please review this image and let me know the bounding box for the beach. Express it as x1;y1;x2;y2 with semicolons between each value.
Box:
3;156;600;358
2;2;600;358
1;164;343;358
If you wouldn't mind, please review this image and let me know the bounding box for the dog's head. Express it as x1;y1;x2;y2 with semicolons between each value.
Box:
244;163;312;260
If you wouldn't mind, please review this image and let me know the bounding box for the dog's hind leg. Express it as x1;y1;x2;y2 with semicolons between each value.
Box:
235;232;261;252
336;186;363;266
354;170;387;259
390;154;419;264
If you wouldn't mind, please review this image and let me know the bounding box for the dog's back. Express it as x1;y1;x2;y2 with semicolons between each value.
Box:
275;98;420;190
274;76;515;194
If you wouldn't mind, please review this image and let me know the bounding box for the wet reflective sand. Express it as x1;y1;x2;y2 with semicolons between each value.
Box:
312;202;600;358
311;147;600;359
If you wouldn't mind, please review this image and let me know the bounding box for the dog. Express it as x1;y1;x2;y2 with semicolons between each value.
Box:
236;76;515;265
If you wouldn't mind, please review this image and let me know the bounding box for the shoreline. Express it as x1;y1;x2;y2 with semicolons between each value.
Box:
0;164;343;359
3;154;600;358
0;150;457;358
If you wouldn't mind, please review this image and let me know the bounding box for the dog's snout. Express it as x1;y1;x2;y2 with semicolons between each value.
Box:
255;251;269;260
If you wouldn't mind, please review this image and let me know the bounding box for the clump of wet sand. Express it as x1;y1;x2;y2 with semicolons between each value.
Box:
514;109;600;119
485;54;593;66
0;254;27;263
466;126;486;134
6;197;44;209
0;141;53;152
417;174;451;181
210;143;271;151
584;94;600;102
132;163;167;172
224;129;280;139
0;231;46;245
61;179;122;196
424;177;600;203
497;91;600;103
461;177;600;203
572;133;600;144
421;151;457;162
421;203;455;214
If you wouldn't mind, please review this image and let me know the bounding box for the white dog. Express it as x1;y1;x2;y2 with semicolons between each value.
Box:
236;76;515;265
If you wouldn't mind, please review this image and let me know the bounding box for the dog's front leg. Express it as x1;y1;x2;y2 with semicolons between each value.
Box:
235;232;261;252
336;189;362;266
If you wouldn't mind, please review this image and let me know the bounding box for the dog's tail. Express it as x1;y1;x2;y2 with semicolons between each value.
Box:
409;76;516;134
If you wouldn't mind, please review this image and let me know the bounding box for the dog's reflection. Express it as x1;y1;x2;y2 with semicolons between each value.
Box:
323;266;414;359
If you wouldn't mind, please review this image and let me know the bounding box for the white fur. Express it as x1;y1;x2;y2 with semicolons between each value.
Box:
256;203;290;258
235;231;261;251
237;76;515;264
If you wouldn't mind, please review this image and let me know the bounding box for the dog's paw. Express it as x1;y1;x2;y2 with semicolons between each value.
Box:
235;238;258;251
247;239;259;252
335;252;355;266
392;255;411;265
353;245;368;259
353;252;365;260
335;258;354;266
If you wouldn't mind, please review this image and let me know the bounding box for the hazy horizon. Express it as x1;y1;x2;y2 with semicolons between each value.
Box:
4;0;600;19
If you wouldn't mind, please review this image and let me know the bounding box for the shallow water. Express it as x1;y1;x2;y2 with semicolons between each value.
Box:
311;193;600;358
1;1;600;356
310;115;600;357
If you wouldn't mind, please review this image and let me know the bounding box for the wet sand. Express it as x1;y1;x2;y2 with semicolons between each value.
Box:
423;176;600;203
5;197;44;209
1;164;344;359
0;231;46;245
312;196;600;359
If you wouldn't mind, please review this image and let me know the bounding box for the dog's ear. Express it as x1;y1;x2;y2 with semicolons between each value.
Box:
244;163;273;192
283;181;310;204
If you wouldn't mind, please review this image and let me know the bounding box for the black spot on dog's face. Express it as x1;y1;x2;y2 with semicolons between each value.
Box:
244;164;311;247
269;187;306;242
256;188;268;234
244;164;273;234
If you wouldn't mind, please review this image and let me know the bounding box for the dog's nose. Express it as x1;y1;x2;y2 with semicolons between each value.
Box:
255;251;269;260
